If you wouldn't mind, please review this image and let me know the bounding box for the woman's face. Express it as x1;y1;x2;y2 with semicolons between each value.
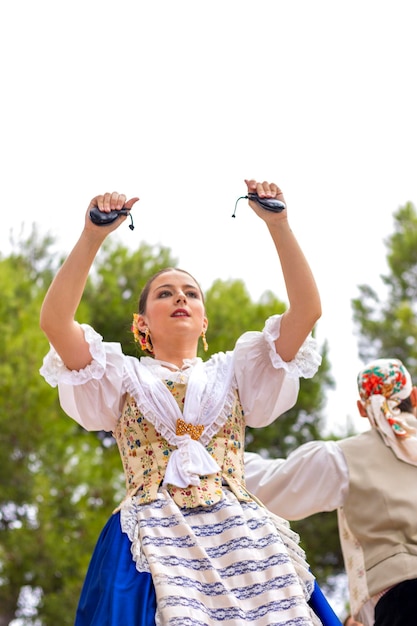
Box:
138;269;208;348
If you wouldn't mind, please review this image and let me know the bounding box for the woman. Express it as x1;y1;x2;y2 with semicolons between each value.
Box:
39;178;323;625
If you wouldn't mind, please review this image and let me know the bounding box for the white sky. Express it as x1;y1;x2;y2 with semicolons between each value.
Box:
1;0;416;436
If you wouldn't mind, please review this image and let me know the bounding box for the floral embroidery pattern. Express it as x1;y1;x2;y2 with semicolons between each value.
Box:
358;362;408;402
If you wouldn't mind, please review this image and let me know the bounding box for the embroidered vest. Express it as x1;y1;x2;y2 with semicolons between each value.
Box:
113;382;252;510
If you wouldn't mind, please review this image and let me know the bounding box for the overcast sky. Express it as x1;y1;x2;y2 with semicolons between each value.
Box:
1;0;416;435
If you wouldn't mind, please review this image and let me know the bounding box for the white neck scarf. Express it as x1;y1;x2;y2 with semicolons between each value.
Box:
128;354;235;488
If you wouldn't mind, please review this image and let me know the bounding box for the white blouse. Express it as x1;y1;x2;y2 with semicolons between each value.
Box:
40;314;321;434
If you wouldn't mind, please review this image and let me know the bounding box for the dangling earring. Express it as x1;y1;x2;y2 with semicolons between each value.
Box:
131;314;153;354
201;329;208;352
140;328;154;354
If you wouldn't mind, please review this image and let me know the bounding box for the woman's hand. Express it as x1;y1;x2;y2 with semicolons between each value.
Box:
85;191;140;233
244;179;286;222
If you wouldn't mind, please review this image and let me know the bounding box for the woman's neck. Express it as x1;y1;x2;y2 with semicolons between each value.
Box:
152;346;198;369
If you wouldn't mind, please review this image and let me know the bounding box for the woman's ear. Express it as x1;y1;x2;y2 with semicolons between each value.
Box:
410;386;417;408
135;314;148;331
357;399;368;418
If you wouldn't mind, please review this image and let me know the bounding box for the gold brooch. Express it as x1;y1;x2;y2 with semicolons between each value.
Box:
176;418;204;441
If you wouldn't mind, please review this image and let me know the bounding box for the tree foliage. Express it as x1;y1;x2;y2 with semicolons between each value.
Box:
352;202;417;375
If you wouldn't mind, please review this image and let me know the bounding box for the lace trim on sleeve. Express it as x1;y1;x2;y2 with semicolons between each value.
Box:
39;324;107;387
263;315;322;379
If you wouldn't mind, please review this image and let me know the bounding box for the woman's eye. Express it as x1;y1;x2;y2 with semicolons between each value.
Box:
158;290;172;298
186;291;198;298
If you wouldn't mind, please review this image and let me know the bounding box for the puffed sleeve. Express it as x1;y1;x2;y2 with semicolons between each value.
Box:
234;314;321;427
39;323;126;431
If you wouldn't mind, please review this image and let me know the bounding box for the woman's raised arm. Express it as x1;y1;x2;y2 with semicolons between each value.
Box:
245;178;321;362
39;192;139;371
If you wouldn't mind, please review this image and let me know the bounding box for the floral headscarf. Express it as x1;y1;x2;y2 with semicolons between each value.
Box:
357;358;417;465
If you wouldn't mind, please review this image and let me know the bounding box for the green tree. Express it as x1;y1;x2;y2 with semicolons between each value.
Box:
0;230;56;626
352;202;417;375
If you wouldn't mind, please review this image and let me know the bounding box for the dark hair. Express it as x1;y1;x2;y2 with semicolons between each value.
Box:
398;396;413;413
138;267;205;315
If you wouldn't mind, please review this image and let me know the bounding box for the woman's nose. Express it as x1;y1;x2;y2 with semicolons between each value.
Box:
175;291;186;302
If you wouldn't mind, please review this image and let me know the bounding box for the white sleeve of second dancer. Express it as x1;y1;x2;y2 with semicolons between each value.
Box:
244;440;349;520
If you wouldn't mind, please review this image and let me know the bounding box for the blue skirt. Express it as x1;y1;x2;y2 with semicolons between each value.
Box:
75;512;341;626
75;513;156;626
